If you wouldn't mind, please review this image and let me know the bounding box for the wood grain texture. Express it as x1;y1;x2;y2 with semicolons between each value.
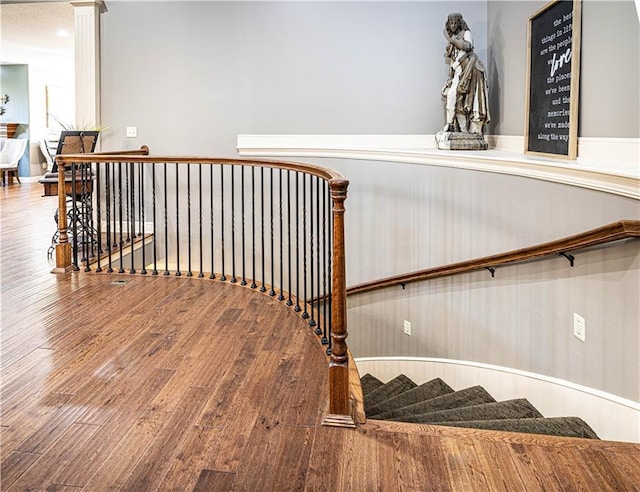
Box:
2;183;639;491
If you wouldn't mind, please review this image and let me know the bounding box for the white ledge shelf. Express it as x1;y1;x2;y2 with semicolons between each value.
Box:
237;135;640;200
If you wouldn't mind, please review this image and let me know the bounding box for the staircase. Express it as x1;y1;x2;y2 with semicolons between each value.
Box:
361;373;599;439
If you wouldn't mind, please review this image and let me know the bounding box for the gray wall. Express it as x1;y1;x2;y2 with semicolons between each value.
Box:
101;1;487;155
487;0;640;137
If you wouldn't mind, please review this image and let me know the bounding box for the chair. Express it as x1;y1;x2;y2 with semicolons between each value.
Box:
39;138;56;173
0;138;28;185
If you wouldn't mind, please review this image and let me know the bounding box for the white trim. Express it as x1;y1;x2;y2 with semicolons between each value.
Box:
354;356;640;443
237;134;640;200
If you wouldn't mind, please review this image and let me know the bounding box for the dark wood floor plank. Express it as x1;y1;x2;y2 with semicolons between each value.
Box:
119;386;212;490
192;469;237;492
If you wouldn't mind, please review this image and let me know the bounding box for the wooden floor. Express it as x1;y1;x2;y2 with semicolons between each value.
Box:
2;182;640;491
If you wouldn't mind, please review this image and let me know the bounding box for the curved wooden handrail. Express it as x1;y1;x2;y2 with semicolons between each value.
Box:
347;220;640;296
56;153;346;183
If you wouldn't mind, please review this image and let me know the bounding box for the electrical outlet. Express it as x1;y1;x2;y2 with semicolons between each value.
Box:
573;313;585;342
126;126;137;138
403;320;411;336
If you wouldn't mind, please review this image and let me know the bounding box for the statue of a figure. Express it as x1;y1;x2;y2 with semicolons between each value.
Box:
441;12;490;136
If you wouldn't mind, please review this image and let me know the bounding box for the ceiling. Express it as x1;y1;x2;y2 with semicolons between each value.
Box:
0;1;74;57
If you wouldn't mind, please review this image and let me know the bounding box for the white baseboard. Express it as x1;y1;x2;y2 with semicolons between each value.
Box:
355;356;640;443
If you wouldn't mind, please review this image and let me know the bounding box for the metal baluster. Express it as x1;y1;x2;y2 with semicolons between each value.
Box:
260;166;266;293
210;164;215;279
95;162;102;273
314;176;321;335
175;164;181;277
129;162;136;274
220;165;226;281
187;163;193;277
326;181;333;356
152;163;158;275
111;163;117;250
278;168;284;301
321;180;328;345
140;162;147;275
294;171;301;312
309;174;316;328
251;166;257;289
125;163;131;244
106;163;113;273
302;173;308;318
118;162;125;273
230;165;237;283
269;168;275;297
71;163;79;270
198;164;204;278
240;166;247;286
286;170;293;306
163;163;169;276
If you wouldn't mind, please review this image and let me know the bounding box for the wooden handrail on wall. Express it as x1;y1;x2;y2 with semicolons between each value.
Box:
53;150;354;426
347;220;640;296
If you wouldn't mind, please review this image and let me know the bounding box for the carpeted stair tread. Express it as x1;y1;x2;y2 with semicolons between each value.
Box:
439;417;600;439
375;385;496;421
366;378;454;418
364;374;417;411
392;398;543;424
360;373;384;396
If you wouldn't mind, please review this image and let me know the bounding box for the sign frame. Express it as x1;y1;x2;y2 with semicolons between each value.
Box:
525;0;582;160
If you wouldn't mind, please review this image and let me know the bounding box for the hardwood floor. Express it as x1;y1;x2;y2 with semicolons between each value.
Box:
2;182;640;491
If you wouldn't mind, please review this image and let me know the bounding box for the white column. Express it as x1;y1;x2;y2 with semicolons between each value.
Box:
70;0;105;144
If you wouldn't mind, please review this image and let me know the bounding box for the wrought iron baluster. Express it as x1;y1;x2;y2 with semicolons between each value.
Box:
309;174;316;328
230;165;237;283
240;166;247;286
302;173;308;318
175;164;181;277
152;163;158;275
187;163;193;277
260;166;266;293
210;164;215;279
71;163;79;270
269;167;275;297
129;162;136;274
286;170;293;306
251;166;257;289
278;168;284;301
140;162;147;275
163;163;169;276
314;176;321;335
118;162;125;273
321;180;328;345
198;164;204;278
220;165;226;281
95;162;103;273
294;171;301;312
106;163;113;273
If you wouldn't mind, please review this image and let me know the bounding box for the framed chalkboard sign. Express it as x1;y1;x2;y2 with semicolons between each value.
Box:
525;0;581;159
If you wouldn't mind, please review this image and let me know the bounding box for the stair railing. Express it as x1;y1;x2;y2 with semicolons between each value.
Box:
54;151;354;425
348;220;640;295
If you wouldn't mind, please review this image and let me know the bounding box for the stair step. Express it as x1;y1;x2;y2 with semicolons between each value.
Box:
392;398;543;423
374;385;495;421
439;417;600;439
367;378;454;418
360;373;384;396
364;374;417;410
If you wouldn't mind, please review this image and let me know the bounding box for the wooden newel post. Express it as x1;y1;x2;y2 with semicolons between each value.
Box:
323;178;354;427
53;160;73;273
